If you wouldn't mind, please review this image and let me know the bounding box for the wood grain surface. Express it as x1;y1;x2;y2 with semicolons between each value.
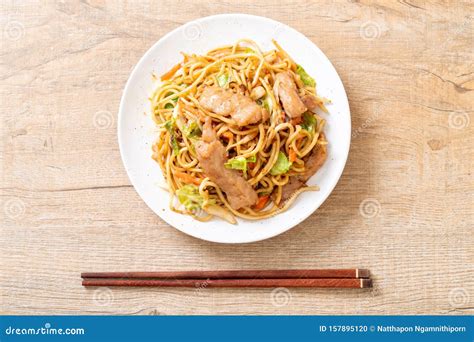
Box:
1;0;472;315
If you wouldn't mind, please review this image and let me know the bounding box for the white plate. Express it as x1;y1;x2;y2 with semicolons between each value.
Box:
118;14;351;244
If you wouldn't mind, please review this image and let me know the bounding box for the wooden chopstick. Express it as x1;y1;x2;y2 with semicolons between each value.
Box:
81;269;372;288
81;269;370;280
82;278;372;288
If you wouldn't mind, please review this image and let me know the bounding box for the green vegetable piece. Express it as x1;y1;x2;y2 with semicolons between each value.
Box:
257;97;271;113
164;119;180;154
165;92;179;103
301;112;317;132
183;121;202;139
224;155;257;177
296;64;315;87
176;184;203;211
270;151;292;176
217;74;229;87
170;136;179;154
164;119;174;132
224;156;247;172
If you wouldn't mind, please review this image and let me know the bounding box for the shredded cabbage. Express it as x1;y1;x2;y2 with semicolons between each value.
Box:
176;184;203;211
164;119;179;154
225;156;247;172
257;96;272;113
296;64;315;87
270;151;292;175
224;155;256;176
183;121;202;138
217;74;229;87
164;92;179;109
301;112;317;133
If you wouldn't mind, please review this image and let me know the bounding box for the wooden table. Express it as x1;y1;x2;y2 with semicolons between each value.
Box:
1;1;472;315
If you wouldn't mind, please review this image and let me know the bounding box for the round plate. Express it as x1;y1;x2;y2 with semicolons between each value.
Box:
118;14;351;243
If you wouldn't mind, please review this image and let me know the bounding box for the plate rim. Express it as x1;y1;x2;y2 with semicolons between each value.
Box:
118;13;351;243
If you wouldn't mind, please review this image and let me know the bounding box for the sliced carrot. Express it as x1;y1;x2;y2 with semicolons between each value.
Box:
290;117;302;125
253;195;270;211
175;172;201;186
289;148;297;163
181;52;189;63
248;162;256;168
160;63;182;81
221;131;233;140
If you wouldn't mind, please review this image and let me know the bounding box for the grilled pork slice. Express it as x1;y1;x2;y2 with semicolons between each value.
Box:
274;72;307;118
278;134;327;204
195;118;258;209
199;87;269;126
301;94;321;113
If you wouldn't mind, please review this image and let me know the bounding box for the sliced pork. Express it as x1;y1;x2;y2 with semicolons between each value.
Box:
195;117;258;209
277;133;327;204
301;137;327;180
274;72;307;118
199;87;269;126
301;94;321;113
279;177;305;203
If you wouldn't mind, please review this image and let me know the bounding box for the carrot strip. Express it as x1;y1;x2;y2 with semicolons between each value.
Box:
222;131;233;140
290;117;302;125
175;172;201;186
289;148;297;163
253;195;270;211
161;63;182;81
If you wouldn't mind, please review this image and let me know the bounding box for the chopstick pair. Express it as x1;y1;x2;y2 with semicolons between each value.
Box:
81;269;372;288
